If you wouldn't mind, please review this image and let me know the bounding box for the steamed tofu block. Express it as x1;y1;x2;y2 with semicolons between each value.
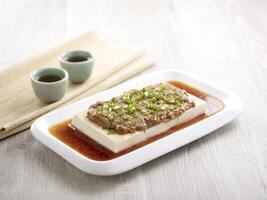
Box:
178;94;206;124
72;111;146;153
145;94;206;138
71;82;207;153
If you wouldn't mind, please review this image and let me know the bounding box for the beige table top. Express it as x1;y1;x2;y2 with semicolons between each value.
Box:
0;0;266;199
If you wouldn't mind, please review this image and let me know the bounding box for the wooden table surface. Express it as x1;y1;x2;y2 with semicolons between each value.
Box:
0;0;267;199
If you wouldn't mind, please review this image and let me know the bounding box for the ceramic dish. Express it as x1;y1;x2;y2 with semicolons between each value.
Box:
31;69;243;175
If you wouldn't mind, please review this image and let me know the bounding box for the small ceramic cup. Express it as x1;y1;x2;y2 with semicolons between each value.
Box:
58;50;94;83
31;68;68;103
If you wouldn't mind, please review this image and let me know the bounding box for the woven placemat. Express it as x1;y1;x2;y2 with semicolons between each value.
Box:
0;32;155;139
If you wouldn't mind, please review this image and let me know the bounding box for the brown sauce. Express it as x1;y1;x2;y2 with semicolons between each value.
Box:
49;80;224;161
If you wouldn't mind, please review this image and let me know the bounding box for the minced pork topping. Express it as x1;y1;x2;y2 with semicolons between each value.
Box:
87;83;195;134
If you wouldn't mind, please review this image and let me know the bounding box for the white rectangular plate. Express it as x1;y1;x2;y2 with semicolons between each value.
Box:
31;69;243;176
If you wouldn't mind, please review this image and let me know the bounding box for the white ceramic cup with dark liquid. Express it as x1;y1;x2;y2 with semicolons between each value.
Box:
58;50;94;83
31;68;68;103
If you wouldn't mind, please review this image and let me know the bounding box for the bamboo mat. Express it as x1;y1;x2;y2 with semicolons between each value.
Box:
0;32;155;139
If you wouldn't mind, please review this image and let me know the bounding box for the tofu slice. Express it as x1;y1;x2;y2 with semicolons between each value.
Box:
71;94;206;153
145;94;206;138
72;112;146;153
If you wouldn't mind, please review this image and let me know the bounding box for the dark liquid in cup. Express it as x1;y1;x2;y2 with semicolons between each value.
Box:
66;56;88;62
38;75;62;82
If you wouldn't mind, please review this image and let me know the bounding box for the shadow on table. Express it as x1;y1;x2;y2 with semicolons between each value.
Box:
32;121;234;194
